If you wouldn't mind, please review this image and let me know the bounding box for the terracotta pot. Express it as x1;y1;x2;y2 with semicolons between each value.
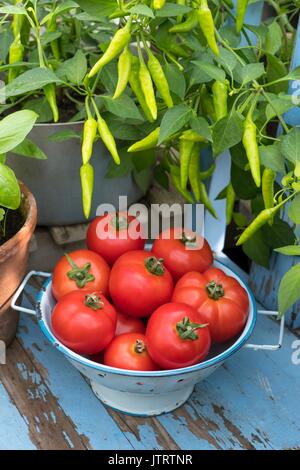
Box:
0;182;37;346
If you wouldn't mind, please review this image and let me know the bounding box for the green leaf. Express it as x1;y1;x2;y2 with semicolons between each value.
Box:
56;51;87;85
234;63;265;85
190;117;212;142
155;3;192;17
158;104;193;144
131;150;156;172
154;165;169;190
288;193;300;224
261;218;296;249
0;28;13;63
231;162;259;200
48;130;81;142
105;117;143;141
0;163;21;210
275;245;300;256
41;31;62;46
0;110;38;154
4;68;61;97
265;94;295;121
74;0;117;18
242;230;270;268
164;63;186;99
0;5;26;14
0;208;5;222
23;98;53;123
133;168;153;194
191;61;226;82
282;66;300;82
129;5;154;17
266;54;288;94
41;0;78;24
215;49;237;75
12;139;47;160
106;149;134;178
101;95;143;121
278;263;300;316
280;128;300;165
259;144;285;173
212;110;243;157
233;212;248;227
264;21;283;55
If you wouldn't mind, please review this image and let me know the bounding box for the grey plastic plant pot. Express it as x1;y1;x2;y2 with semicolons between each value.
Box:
8;122;142;226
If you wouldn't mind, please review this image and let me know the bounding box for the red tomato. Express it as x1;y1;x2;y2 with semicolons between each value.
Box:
172;268;249;343
146;303;211;370
86;212;145;265
109;250;173;317
104;333;159;371
51;291;117;355
52;249;110;301
116;311;146;336
151;228;213;281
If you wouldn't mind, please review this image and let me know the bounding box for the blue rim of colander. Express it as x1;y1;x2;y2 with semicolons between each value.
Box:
36;259;257;377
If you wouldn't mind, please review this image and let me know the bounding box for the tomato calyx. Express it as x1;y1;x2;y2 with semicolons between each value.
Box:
84;293;104;311
206;280;225;300
144;256;165;276
65;253;95;288
134;339;146;354
180;231;197;248
176;316;209;340
110;213;129;232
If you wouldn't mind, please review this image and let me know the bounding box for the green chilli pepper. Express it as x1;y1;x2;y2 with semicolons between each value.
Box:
80;163;94;219
262;167;276;225
180;129;207;142
236;0;249;33
44;83;59;123
89;24;131;78
128;127;160;153
47;16;60;61
8;36;24;82
199;181;218;219
171;166;194;203
180;138;195;189
97;114;120;165
139;54;157;121
129;56;154;122
169;10;198;33
176;0;186;22
153;0;166;9
82;118;98;164
188;143;201;202
212;80;228;121
113;46;132;100
236;207;278;246
242;110;261;187
147;50;173;109
199;163;215;180
200;84;216;122
226;183;235;226
197;0;219;56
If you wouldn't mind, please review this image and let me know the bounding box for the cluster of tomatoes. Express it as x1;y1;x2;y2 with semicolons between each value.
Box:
51;212;249;371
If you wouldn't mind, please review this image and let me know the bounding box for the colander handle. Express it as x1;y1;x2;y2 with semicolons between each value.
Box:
244;309;285;351
11;270;51;316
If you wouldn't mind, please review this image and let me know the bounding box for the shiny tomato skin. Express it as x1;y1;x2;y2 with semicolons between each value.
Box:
109;250;174;317
146;303;211;370
86;212;145;265
116;311;146;336
151;228;213;281
51;291;117;355
52;249;110;301
104;333;160;371
172;268;249;343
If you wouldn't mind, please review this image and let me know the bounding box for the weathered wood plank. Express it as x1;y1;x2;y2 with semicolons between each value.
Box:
0;339;90;450
0;382;36;450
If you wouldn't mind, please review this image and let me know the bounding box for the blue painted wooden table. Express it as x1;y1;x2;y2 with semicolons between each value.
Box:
0;230;299;450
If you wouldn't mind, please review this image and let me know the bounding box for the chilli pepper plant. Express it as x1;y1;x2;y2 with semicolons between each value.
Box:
1;1;300;315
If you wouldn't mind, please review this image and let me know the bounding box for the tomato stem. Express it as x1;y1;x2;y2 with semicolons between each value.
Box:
144;256;165;276
84;293;104;311
110;212;129;232
206;281;225;300
176;316;208;340
65;253;95;288
134;339;146;354
181;231;197;247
